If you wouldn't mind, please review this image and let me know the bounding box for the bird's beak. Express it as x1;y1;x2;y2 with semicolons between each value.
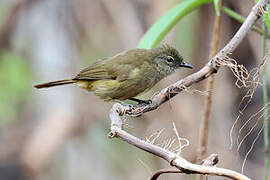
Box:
180;61;193;69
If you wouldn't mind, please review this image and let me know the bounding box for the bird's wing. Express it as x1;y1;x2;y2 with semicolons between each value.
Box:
74;58;137;81
74;58;116;80
74;49;147;81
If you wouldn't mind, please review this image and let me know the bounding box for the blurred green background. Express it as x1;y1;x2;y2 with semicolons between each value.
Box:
0;0;268;179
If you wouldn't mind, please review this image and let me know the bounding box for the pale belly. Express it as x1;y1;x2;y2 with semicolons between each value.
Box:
76;78;157;101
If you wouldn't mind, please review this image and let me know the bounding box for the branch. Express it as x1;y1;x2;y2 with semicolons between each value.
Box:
121;0;268;117
150;154;219;180
108;0;269;179
150;168;182;180
109;103;250;180
198;0;222;166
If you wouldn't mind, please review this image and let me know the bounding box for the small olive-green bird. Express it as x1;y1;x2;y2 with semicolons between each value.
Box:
34;45;193;103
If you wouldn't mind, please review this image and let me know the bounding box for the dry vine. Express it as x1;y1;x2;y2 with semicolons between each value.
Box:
228;52;270;149
108;0;269;179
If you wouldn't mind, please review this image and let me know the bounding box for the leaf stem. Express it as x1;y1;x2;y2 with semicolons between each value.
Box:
222;6;268;37
137;0;212;49
262;22;269;180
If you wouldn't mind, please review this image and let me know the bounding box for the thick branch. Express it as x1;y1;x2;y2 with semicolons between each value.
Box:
108;0;269;179
109;104;250;180
122;0;268;117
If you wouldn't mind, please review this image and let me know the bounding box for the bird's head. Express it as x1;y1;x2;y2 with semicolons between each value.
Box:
150;44;193;76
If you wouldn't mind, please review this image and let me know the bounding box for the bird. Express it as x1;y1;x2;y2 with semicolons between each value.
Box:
34;44;193;103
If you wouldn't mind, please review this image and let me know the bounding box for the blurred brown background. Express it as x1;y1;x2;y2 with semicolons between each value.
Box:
0;0;269;179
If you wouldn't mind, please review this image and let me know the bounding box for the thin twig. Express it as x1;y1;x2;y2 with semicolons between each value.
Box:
150;168;182;180
150;154;219;180
200;154;219;166
197;0;222;167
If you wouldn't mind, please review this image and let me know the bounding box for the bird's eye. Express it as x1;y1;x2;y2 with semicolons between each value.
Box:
166;56;174;63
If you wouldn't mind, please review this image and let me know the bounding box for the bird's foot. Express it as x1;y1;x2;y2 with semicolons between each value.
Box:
128;98;152;105
138;99;152;105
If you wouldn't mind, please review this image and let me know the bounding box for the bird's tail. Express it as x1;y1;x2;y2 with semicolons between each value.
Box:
34;79;75;89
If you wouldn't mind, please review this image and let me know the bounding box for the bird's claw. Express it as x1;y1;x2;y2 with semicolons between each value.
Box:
137;99;152;105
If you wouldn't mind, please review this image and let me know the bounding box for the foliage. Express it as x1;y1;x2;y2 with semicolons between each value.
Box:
0;52;31;124
213;0;220;16
137;0;212;49
255;0;270;30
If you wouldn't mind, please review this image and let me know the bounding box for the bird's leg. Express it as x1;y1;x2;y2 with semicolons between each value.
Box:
128;98;152;105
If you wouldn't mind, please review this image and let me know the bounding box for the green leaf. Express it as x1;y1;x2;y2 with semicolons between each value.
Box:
214;0;220;16
263;8;270;30
254;0;270;30
137;0;212;49
0;51;31;124
222;6;266;36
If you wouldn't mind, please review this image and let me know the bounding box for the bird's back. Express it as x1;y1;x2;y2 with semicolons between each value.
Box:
74;48;158;100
